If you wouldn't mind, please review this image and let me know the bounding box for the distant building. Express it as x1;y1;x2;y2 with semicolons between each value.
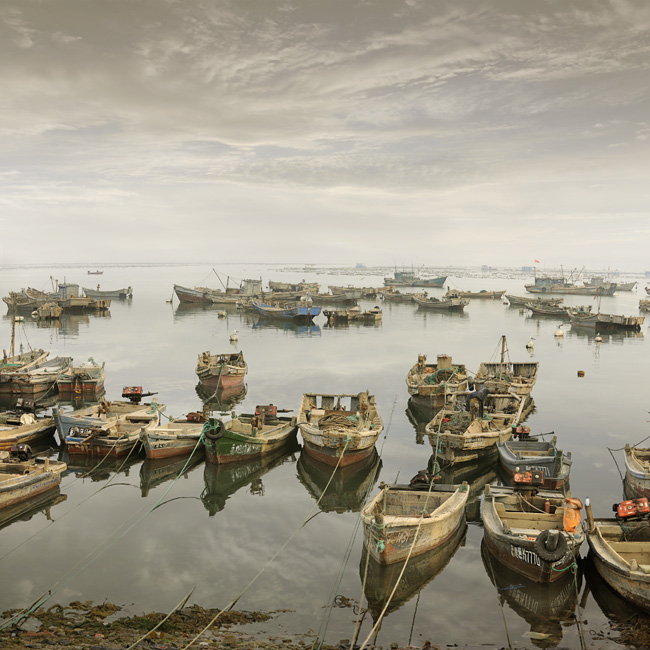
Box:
646;271;650;278
521;266;534;272
481;265;489;271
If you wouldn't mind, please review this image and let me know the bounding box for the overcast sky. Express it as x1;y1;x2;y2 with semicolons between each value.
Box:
1;0;649;269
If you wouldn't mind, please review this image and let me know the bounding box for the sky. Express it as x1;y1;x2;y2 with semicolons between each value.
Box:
1;0;650;269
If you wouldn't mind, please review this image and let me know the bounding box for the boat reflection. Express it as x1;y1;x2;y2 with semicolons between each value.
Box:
481;540;581;648
0;489;67;531
296;448;382;513
140;454;205;497
360;520;466;621
200;443;299;516
252;319;321;337
195;382;247;413
173;302;239;320
567;327;644;343
426;454;497;523
59;449;142;482
405;399;440;444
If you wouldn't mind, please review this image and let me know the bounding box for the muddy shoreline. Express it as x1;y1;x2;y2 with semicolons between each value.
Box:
1;599;649;650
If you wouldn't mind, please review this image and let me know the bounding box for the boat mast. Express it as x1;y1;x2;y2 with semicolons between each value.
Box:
498;335;506;379
212;268;228;291
10;299;16;358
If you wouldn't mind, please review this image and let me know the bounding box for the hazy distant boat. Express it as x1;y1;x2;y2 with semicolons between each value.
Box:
251;300;321;322
83;286;132;299
384;269;446;288
412;292;468;311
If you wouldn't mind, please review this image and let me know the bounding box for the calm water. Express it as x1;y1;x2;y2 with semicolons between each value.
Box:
0;264;648;649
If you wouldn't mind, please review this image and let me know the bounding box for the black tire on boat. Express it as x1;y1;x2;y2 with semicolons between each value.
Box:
534;529;567;562
203;419;225;441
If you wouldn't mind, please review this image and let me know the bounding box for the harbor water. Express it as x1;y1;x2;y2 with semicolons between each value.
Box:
0;264;648;649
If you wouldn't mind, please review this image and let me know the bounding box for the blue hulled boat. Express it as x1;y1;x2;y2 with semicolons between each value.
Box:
251;300;321;322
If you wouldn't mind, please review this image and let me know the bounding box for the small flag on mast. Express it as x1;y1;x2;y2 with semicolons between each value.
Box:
534;259;540;263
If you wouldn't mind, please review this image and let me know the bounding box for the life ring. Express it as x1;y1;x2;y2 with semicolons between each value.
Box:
534;529;567;562
203;419;225;441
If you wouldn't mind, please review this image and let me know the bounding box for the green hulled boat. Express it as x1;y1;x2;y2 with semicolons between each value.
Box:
202;405;297;464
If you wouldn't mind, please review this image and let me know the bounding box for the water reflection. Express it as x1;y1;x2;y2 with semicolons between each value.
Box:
195;382;247;413
140;454;205;497
252;319;321;337
481;540;581;648
360;521;466;622
173;302;238;319
200;444;299;515
0;489;67;531
59;450;142;482
2;311;111;336
413;308;469;321
567;326;644;344
296;448;382;513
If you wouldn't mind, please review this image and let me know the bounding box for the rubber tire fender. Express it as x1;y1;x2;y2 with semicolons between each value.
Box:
203;419;225;441
534;528;568;563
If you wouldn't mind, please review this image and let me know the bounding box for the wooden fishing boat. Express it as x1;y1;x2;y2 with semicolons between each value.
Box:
525;303;574;318
202;405;297;464
298;391;383;466
0;349;50;392
426;389;527;465
268;280;319;293
195;351;247;390
251;300;322;321
0;356;73;399
482;483;584;583
0;445;67;512
323;305;382;325
406;353;469;411
475;336;538;396
0;411;56;450
378;288;416;302
623;444;650;499
54;399;164;440
412;292;468;311
361;481;469;564
327;285;362;299
525;272;617;295
497;436;572;490
308;292;358;305
569;310;645;331
448;288;505;299
640;299;650;313
140;418;206;459
505;295;563;307
31;302;63;320
361;520;466;621
56;358;106;399
87;270;103;275
64;404;163;457
82;286;133;299
585;501;650;613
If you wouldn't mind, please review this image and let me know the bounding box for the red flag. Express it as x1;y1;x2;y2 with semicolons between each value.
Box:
534;259;540;263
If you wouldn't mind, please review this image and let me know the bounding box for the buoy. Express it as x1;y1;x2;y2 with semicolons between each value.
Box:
595;333;603;343
554;325;564;337
217;311;227;318
526;337;535;349
229;330;238;342
577;370;585;377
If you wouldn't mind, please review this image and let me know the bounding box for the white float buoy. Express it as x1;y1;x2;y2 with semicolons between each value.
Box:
526;337;535;349
229;330;238;342
554;325;564;338
595;333;603;343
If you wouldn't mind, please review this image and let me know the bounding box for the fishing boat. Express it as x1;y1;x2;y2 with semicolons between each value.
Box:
447;288;505;299
251;300;321;322
361;519;466;621
505;295;563;307
406;353;469;411
195;351;247;390
308;292;358;305
0;444;67;513
640;300;650;313
0;411;56;450
378;288;417;302
525;270;617;295
173;284;217;304
327;285;363;299
54;399;164;440
474;335;539;397
525;303;575;318
569;310;645;331
323;305;382;325
0;348;50;396
585;276;636;292
268;280;319;293
585;498;650;612
31;302;63;320
412;292;468;311
361;481;469;564
298;391;383;466
426;389;527;465
383;269;447;288
497;436;572;490
64;403;164;457
82;286;133;299
202;405;297;464
87;270;103;275
56;358;106;400
0;356;73;399
623;444;650;499
140;417;206;459
482;481;584;583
